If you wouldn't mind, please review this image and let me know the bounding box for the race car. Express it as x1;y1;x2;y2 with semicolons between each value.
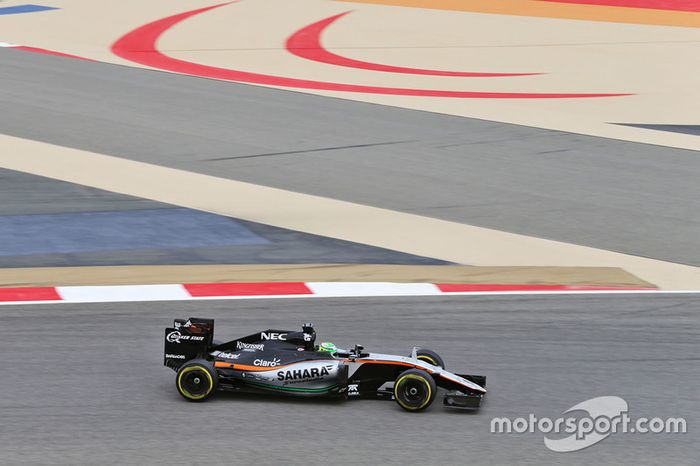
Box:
164;317;486;412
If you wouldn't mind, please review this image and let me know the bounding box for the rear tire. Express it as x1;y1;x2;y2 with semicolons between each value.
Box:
415;348;445;369
176;359;217;402
394;369;436;412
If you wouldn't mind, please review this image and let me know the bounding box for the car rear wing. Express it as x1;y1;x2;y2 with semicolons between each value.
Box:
164;317;214;370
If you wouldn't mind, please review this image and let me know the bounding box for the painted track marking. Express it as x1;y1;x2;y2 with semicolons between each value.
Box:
285;12;539;77
110;2;630;99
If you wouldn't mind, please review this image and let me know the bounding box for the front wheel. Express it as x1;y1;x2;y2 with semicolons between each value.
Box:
394;369;436;412
415;348;445;369
176;359;218;402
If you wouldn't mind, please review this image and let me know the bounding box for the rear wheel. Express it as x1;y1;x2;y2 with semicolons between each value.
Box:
415;348;445;369
176;359;217;402
394;369;436;412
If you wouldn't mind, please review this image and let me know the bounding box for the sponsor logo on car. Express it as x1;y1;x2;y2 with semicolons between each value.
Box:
348;383;359;396
165;353;185;359
166;331;205;344
254;358;281;367
277;365;333;381
236;341;264;351
261;332;287;341
212;351;240;360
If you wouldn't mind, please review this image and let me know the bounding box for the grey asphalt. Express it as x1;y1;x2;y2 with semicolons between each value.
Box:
0;295;697;465
2;49;700;265
615;124;700;136
0;168;444;267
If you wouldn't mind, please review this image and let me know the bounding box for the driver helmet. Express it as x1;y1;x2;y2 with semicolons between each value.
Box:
318;342;337;355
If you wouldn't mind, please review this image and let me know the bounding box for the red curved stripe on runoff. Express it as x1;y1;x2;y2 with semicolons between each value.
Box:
286;12;539;78
110;3;630;99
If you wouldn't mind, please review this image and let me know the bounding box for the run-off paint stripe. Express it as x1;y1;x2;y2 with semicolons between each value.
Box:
538;0;700;12
0;42;94;61
109;3;629;99
0;5;58;15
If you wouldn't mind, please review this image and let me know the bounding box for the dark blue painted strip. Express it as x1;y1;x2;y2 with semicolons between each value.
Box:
0;208;269;256
0;4;58;15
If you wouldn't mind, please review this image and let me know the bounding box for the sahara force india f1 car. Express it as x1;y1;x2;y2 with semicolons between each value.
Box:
164;318;486;412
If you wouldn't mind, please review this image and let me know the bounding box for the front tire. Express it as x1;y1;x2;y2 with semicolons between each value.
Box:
415;348;445;369
176;359;217;402
394;369;436;412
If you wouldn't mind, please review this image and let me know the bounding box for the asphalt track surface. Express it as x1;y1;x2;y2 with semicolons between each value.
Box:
2;49;700;267
1;295;697;465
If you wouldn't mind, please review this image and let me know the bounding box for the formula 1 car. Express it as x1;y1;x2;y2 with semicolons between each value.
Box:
164;318;486;412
